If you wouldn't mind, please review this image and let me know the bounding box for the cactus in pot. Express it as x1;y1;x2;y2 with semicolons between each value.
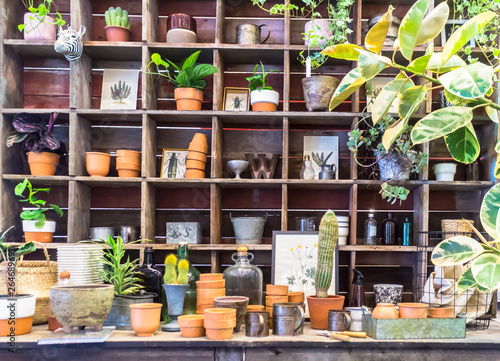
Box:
163;254;189;285
104;7;132;42
315;210;338;298
162;254;190;331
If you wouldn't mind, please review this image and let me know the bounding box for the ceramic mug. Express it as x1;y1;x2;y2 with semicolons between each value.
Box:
344;307;370;332
327;310;351;332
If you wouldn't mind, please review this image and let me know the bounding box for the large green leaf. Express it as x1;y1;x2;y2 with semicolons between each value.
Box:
407;54;432;73
439;63;494;99
329;68;365;111
444;123;480;164
372;77;414;124
486;106;499;123
431;236;485;266
441;12;497;65
415;2;450;46
382;118;407;151
365;5;393;54
397;85;427;120
321;44;363;61
427;53;466;73
398;0;430;60
471;253;500;292
358;50;392;80
456;267;478;295
14;242;36;257
480;183;500;239
181;51;200;71
411;107;473;144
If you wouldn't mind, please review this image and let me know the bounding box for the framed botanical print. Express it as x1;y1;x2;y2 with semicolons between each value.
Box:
161;149;188;178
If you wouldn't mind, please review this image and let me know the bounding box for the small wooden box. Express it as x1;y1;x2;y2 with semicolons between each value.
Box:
363;314;466;340
166;222;202;244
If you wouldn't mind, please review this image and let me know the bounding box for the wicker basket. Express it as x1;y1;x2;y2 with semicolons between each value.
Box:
0;242;58;324
441;219;475;237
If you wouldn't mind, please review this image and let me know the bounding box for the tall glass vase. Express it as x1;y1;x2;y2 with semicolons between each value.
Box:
161;284;190;332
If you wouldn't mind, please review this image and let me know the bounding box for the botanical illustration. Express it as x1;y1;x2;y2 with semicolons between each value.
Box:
285;243;317;294
111;80;131;104
161;150;188;179
100;69;139;110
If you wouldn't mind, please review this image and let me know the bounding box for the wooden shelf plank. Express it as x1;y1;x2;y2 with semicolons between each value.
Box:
2;174;71;185
73;176;143;187
3;39;64;59
83;41;143;60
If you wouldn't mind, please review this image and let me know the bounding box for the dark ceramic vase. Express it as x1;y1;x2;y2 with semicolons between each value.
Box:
302;76;340;111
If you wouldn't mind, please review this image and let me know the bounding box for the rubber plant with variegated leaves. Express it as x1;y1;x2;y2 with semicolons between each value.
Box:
431;183;500;293
321;1;500;182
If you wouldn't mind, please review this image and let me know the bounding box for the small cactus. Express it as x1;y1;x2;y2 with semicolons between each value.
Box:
315;210;338;298
177;260;189;285
105;6;131;29
164;254;178;284
110;80;131;103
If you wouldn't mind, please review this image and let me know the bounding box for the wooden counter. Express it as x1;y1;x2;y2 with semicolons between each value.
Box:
2;321;500;360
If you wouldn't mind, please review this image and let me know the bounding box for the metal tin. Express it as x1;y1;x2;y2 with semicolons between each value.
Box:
272;303;305;336
328;310;351;331
236;23;270;45
119;225;139;243
245;311;270;337
89;227;115;241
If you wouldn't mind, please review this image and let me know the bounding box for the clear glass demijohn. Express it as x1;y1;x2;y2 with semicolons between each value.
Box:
223;246;263;305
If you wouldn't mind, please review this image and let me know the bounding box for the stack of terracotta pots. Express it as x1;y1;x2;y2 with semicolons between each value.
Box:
116;150;141;177
178;314;205;337
186;133;208;179
204;308;236;340
266;285;289;328
196;274;225;314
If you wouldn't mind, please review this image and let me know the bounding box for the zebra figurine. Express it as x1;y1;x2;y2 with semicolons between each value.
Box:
54;25;86;62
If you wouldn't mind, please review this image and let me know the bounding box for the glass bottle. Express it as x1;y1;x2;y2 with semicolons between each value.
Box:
137;247;163;303
177;243;200;314
402;217;412;246
382;213;398;245
364;213;377;245
299;155;315;180
223;246;263;305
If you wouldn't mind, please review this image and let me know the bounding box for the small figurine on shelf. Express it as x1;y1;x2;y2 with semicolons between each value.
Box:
162;254;190;332
104;7;131;41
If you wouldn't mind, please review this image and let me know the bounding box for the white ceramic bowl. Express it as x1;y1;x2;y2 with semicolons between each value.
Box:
434;163;457;181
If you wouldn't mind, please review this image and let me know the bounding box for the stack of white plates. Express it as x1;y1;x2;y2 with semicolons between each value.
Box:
57;245;105;285
337;216;350;245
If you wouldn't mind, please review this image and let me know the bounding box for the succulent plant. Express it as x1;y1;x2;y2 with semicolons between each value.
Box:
105;7;131;29
315;210;338;298
163;254;190;285
111;80;131;103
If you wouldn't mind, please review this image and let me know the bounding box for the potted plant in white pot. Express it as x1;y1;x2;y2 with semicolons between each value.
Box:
18;0;66;41
247;62;280;111
0;228;37;336
15;178;63;243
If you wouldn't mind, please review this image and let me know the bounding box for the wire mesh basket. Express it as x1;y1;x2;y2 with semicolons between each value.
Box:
417;231;494;330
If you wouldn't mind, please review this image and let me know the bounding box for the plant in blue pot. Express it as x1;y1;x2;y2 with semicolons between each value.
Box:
162;254;190;332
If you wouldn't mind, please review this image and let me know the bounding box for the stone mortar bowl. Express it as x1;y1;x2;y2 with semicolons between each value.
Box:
50;284;114;334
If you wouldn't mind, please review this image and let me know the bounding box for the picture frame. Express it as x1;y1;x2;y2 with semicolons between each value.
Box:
441;20;475;48
160;149;188;179
272;231;339;317
303;136;339;180
100;69;139;110
223;87;250;111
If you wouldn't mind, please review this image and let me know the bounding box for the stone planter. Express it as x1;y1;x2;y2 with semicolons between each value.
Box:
302;76;340;111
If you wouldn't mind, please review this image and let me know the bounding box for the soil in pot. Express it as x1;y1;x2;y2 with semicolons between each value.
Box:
105;26;131;41
27;152;60;176
129;303;162;337
307;295;345;329
104;293;156;330
302;76;340;112
174;88;204;110
86;152;111;177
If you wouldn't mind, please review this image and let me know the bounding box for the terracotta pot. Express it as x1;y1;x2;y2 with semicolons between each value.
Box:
174;88;204;111
204;318;236;329
197;279;225;289
129;303;162;337
196;303;214;314
105;25;131;42
86;152;111;177
266;306;273;328
428;307;454;318
178;315;205;337
0;294;35;336
116;159;141;170
186;159;206;171
48;315;62;331
188;133;209;153
252;102;277;112
302;76;340;112
198;295;218;305
306;295;345;329
185;169;205;179
27;152;60;176
197;288;225;298
186;151;207;162
204;308;236;322
266;284;289;296
23;220;56;243
117;150;140;158
266;295;288;306
214;296;249;332
200;273;223;281
250;89;279;112
205;327;233;340
0;316;33;336
398;303;429;319
247;305;265;313
117;169;140;178
288;291;305;303
372;303;399;319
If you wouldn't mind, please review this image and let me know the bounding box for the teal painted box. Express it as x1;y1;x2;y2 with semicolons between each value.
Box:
363;314;466;340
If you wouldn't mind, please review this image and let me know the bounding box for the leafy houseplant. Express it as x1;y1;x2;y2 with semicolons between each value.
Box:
146;51;219;111
247;62;280;111
6;112;66;176
15;178;63;243
104;7;131;42
18;0;65;40
321;2;500;174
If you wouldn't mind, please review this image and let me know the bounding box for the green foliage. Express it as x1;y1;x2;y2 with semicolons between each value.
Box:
164;254;178;284
105;7;131;29
315;210;338;298
146;51;218;90
18;0;66;33
15;178;62;228
246;62;279;92
380;183;410;205
93;236;144;296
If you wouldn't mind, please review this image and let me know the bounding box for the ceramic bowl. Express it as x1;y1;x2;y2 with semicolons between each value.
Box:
398;303;429;319
373;284;404;304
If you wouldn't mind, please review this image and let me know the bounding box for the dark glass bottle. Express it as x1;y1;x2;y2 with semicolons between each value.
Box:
137;247;163;303
382;213;398;245
177;243;200;314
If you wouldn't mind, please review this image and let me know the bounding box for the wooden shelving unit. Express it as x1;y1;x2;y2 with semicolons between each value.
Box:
0;0;497;306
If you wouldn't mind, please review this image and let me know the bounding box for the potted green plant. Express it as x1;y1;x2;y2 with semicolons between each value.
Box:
0;227;37;336
19;0;66;41
15;178;63;243
247;62;280;111
93;235;154;330
104;7;131;42
146;51;219;111
162;254;190;332
6;112;66;176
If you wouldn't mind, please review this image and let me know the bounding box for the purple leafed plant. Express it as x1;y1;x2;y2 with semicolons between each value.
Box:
5;112;66;155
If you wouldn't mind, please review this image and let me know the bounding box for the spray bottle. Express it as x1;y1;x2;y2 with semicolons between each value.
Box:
351;269;366;307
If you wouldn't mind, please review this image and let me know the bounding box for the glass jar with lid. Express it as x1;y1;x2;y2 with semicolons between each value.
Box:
223;246;263;305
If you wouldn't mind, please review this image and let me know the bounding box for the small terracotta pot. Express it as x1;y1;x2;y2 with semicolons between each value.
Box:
266;295;288;306
266;307;273;328
288;291;305;303
197;288;225;298
129;303;162;337
117;150;141;158
196;303;214;314
307;295;345;329
23;220;56;243
24;232;54;243
174;87;204;111
117;169;140;178
105;25;131;42
197;296;217;305
86;152;111;177
252;102;277;112
188;133;209;154
185;169;205;179
27;152;60;176
204;308;236;322
398;303;429;319
186;151;207;162
186;159;206;171
48;315;62;331
178;315;205;337
372;303;399;319
204;318;236;329
116;159;141;169
205;327;233;340
196;279;225;289
0;316;33;336
200;273;223;281
247;305;265;313
428;307;454;318
266;285;289;296
214;296;249;332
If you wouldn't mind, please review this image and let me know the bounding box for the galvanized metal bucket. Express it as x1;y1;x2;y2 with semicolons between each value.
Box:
231;214;267;244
